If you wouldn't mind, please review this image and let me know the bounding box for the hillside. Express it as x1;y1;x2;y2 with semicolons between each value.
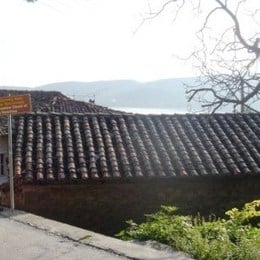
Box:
1;78;259;113
35;78;200;112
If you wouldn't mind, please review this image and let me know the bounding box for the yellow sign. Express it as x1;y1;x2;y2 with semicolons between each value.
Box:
0;94;31;115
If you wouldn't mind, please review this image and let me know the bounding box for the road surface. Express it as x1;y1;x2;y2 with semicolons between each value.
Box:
0;216;127;260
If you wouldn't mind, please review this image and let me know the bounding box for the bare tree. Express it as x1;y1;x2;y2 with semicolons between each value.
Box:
141;0;260;113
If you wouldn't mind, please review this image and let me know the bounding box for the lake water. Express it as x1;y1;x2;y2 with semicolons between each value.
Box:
112;107;188;114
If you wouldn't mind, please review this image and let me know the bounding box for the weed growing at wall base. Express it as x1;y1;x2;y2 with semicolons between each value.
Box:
116;200;260;260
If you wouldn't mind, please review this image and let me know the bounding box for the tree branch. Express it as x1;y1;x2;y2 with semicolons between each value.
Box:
215;0;260;56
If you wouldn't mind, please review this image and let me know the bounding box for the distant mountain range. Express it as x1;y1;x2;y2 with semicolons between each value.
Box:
1;78;259;113
35;78;201;112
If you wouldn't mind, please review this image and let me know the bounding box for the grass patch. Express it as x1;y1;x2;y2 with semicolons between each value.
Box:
116;200;260;260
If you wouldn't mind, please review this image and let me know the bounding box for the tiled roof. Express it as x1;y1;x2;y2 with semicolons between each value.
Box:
12;113;260;182
0;89;121;114
0;89;123;135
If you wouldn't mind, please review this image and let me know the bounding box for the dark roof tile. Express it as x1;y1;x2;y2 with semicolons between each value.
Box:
10;113;260;182
0;89;123;114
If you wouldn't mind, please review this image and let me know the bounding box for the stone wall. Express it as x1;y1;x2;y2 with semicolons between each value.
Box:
1;175;260;236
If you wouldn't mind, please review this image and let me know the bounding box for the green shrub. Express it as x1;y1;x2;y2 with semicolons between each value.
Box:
116;200;260;260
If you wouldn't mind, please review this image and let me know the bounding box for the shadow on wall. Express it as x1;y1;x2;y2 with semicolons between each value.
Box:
1;175;260;236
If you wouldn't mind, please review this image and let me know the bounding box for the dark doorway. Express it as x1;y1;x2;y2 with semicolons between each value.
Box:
0;154;4;176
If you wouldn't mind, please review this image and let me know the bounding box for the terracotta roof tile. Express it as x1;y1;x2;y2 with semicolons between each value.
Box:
127;116;155;177
11;113;260;182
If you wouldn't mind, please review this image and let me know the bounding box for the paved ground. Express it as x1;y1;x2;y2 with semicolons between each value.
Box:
0;208;192;260
0;216;126;260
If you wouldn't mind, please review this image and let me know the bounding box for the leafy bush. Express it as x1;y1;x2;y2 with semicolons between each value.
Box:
116;200;260;260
